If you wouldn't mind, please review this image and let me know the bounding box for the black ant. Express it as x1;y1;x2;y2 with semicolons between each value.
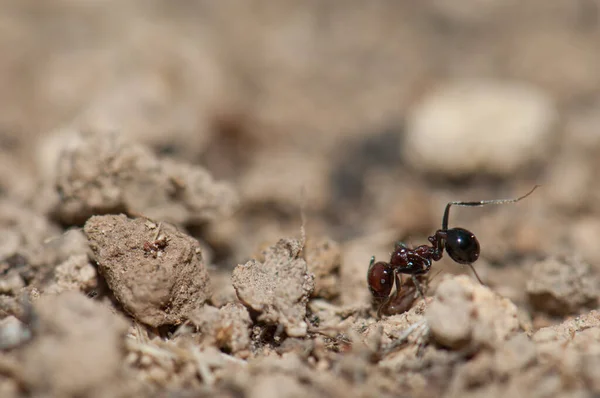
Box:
367;185;539;315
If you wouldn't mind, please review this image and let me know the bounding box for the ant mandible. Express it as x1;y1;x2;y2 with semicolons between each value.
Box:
367;185;539;311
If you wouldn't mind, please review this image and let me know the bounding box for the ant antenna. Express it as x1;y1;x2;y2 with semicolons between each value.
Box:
441;185;540;231
429;268;444;282
466;263;484;285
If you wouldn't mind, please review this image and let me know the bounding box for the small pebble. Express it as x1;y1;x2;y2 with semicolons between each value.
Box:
404;79;557;176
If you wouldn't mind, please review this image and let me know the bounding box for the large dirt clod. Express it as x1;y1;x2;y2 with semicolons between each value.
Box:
427;275;520;350
52;130;238;226
232;238;314;337
84;214;212;327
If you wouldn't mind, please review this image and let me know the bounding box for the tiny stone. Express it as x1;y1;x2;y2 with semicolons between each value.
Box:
404;79;557;176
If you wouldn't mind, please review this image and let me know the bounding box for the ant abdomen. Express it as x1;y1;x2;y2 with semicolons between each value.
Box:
367;260;394;300
444;228;480;265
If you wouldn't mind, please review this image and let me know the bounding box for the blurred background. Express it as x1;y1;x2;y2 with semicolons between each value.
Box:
1;0;600;308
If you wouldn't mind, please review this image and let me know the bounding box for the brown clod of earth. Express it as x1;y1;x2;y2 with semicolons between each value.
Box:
426;275;520;350
20;291;129;397
53;131;238;226
304;237;341;299
232;238;315;337
0;201;60;261
189;302;252;354
527;256;598;316
84;214;212;327
44;254;97;295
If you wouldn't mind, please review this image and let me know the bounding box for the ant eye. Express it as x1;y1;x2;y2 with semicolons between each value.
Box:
445;228;480;264
367;262;393;299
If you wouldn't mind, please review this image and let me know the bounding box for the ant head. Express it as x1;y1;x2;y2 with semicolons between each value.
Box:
440;186;539;265
367;261;394;300
444;227;480;264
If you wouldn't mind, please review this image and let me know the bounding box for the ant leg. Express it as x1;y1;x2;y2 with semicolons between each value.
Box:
411;275;426;300
396;238;415;250
394;270;403;293
377;270;402;318
411;253;433;274
422;257;432;273
394;241;408;251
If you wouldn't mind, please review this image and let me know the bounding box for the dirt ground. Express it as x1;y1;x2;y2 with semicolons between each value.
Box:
2;1;600;397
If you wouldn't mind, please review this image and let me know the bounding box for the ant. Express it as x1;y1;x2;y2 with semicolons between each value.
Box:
367;185;539;315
